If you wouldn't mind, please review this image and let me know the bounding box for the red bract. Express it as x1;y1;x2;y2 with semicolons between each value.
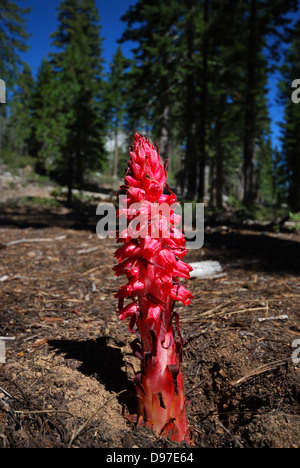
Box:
114;133;193;444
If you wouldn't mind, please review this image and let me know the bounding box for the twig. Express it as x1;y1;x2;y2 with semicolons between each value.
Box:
272;322;300;336
5;236;67;247
231;358;289;387
78;247;99;255
82;265;103;276
281;293;300;298
180;302;230;323
0;386;13;399
225;306;269;318
13;409;75;418
68;389;126;448
181;303;269;324
186;378;208;396
214;418;244;448
257;315;288;322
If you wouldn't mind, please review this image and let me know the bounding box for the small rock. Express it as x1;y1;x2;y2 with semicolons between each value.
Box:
189;261;223;279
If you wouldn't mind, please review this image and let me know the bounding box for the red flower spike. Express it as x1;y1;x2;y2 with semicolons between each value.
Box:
114;133;193;444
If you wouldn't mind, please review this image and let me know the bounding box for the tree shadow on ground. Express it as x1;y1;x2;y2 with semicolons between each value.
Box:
0;199;100;231
201;230;300;275
48;337;137;415
0;200;299;275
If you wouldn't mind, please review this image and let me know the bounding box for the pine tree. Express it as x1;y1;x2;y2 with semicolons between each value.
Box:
120;0;298;209
0;0;30;156
105;46;130;178
204;0;296;208
279;18;300;211
120;0;183;162
272;146;289;206
49;0;106;203
0;0;30;83
256;137;274;204
239;0;298;207
6;63;34;155
180;0;201;200
30;59;59;172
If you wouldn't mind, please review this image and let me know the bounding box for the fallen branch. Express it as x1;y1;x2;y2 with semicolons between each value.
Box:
60;187;113;201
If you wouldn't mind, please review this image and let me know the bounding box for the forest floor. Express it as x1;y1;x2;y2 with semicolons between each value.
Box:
0;165;300;448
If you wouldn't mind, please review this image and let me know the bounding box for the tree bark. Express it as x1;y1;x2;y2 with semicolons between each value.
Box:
198;0;209;202
113;129;119;179
67;154;74;206
185;0;197;200
158;104;171;166
243;0;257;208
216;93;226;208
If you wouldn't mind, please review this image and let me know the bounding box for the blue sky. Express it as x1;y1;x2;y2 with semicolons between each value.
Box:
19;0;137;75
18;0;288;150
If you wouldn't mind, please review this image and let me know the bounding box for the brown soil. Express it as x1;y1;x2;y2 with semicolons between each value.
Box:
0;197;299;448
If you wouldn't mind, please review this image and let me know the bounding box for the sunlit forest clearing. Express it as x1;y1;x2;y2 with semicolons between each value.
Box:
0;0;299;449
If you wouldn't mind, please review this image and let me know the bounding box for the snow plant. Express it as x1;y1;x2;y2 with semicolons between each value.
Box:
113;133;193;443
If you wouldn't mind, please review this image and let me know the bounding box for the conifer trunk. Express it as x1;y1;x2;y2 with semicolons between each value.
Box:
243;0;257;208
